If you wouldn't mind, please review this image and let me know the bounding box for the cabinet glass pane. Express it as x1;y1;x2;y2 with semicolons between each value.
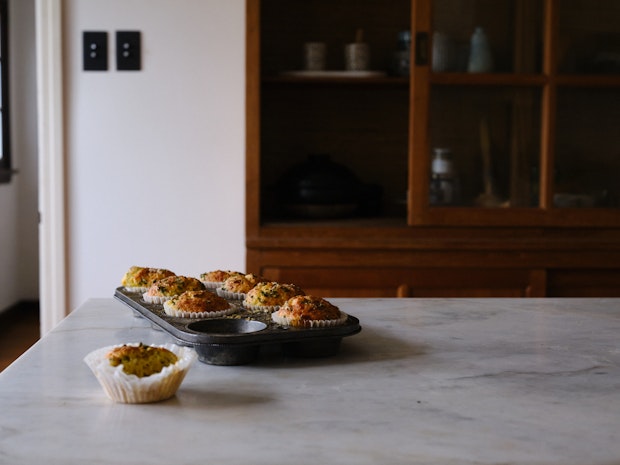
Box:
261;85;409;221
261;0;411;77
431;0;543;73
428;86;541;208
558;0;620;74
259;0;411;224
554;88;619;208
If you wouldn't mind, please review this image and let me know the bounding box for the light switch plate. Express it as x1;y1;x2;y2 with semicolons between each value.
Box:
116;31;141;71
83;31;108;71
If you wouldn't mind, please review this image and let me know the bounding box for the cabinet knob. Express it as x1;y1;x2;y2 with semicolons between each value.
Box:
397;284;412;298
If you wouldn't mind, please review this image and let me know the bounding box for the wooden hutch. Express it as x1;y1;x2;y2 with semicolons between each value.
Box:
246;0;620;297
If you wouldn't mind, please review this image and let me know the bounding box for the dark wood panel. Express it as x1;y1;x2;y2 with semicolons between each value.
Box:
260;265;545;298
547;269;620;297
249;246;620;270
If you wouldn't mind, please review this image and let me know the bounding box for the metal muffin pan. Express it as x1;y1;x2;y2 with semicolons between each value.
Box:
114;287;362;365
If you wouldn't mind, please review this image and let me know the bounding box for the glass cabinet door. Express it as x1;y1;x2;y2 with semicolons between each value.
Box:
258;0;412;225
431;0;543;75
557;0;620;75
428;86;541;208
554;0;620;209
428;1;544;209
410;0;620;226
554;87;619;209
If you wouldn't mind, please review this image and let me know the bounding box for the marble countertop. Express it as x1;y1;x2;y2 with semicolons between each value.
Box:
1;297;619;465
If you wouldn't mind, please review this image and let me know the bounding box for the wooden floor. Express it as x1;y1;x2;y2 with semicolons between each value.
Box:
0;302;40;372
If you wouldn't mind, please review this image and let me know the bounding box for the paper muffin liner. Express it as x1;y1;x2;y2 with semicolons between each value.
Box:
84;343;197;404
216;288;247;301
200;281;223;290
242;302;281;313
125;286;148;294
163;301;237;319
271;311;349;328
142;293;174;305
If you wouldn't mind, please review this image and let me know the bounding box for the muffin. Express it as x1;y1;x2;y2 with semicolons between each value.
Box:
121;266;176;293
243;281;305;312
272;295;348;328
143;276;206;304
84;342;197;403
199;270;243;290
217;273;266;300
163;290;236;318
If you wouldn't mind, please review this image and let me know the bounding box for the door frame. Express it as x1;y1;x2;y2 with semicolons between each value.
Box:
35;0;66;334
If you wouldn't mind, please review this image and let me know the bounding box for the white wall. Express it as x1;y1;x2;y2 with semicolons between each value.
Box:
14;0;39;300
0;0;39;312
63;0;246;310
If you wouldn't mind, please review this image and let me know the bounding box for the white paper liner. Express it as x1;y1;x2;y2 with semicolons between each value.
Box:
242;302;280;313
216;288;247;300
271;311;349;328
142;293;173;304
84;343;197;404
200;281;223;290
163;301;237;319
125;286;148;293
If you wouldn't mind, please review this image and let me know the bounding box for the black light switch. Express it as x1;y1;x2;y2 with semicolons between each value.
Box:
116;31;141;71
83;31;108;71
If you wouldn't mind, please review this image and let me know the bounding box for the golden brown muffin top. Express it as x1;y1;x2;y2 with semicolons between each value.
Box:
222;273;266;293
122;266;175;288
168;290;230;313
145;276;205;297
278;295;341;324
244;273;266;286
106;343;178;378
199;270;243;283
245;282;305;307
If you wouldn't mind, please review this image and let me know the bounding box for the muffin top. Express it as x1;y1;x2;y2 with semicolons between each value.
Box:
275;295;342;325
244;281;305;307
122;266;175;288
167;290;230;313
145;276;205;298
199;270;243;284
221;273;266;294
106;343;178;378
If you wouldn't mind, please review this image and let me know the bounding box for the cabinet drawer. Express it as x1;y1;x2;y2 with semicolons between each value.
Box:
260;266;545;298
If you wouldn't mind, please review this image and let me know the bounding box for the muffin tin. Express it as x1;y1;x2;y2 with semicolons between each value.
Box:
114;287;362;365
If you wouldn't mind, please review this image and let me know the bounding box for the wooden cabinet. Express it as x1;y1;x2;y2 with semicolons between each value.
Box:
246;0;620;297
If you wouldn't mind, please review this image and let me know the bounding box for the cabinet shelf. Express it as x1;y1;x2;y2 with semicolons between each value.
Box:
429;73;620;88
430;73;547;87
555;74;620;87
263;75;409;86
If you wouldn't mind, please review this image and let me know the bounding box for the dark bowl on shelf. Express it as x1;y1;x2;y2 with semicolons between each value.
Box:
276;154;383;218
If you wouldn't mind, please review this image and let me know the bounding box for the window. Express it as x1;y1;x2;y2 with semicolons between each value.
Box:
0;0;11;183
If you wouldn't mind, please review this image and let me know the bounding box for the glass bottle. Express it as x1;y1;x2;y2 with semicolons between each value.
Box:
391;30;411;76
429;148;460;206
467;27;493;73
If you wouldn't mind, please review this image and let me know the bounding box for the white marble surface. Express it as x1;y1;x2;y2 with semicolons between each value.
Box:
1;298;620;465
